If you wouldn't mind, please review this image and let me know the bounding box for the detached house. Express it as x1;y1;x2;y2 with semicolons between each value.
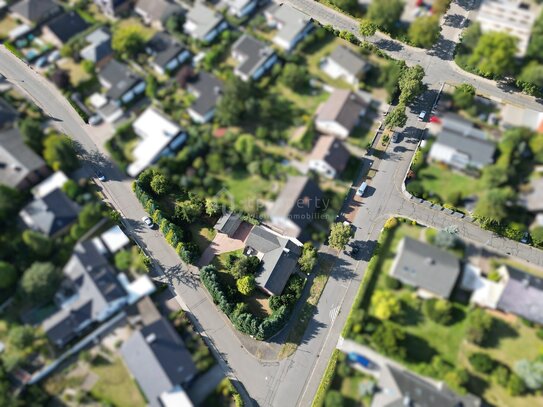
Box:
225;0;258;18
146;32;191;76
9;0;61;26
231;34;278;82
135;0;183;30
321;45;371;86
264;3;313;52
184;3;228;43
308;135;350;179
42;11;89;47
315;89;369;139
186;72;223;123
80;27;113;68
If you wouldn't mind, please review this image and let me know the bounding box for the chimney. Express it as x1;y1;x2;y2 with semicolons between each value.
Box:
145;333;157;344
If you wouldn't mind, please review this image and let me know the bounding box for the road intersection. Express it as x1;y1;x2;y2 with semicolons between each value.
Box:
1;2;542;404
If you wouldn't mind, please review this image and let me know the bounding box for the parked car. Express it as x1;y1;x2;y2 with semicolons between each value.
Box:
347;352;376;369
35;56;48;68
356;182;368;197
88;115;103;126
418;111;427;121
94;168;106;182
47;50;61;63
142;216;154;229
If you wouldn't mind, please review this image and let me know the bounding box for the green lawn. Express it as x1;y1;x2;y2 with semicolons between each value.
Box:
273;83;328;117
189;222;217;252
0;16;17;38
418;164;481;204
218;171;278;213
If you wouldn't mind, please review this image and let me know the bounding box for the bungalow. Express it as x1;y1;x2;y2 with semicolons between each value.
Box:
121;316;197;407
269;175;324;238
135;0;184;30
231;34;278;82
80;27;113;68
93;0;132;19
321;45;371;86
0;127;50;190
19;188;80;237
41;11;90;48
264;3;313;52
308;135;350;179
315;89;368;139
225;0;258;18
127;107;187;177
244;225;302;296
184;3;228;43
389;237;461;299
9;0;61;26
186;72;223;123
146;32;191;76
42;240;128;347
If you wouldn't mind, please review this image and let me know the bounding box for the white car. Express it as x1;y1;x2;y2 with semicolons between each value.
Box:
356;182;368;197
88;115;103;126
142;216;154;228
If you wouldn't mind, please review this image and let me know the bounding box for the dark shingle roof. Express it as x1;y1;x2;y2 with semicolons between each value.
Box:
187;71;223;117
497;266;543;325
214;212;242;236
136;0;183;24
99;59;143;100
390;237;460;298
0;98;18;129
147;32;188;68
232;34;275;78
0;127;46;188
10;0;61;23
44;11;89;44
121;317;197;407
309;135;350;173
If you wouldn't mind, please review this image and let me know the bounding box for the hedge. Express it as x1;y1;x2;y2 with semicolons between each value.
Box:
311;349;340;407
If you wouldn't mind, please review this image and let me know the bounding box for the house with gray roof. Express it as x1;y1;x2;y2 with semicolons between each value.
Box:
0;127;49;190
245;225;302;296
184;3;228;43
42;11;90;47
269;175;324;238
225;0;258;18
93;0;132;19
186;71;223;123
214;212;242;237
231;34;278;82
315;89;369;139
373;364;481;407
80;27;113;68
308;135;350;179
389;237;461;299
264;3;313;52
135;0;183;30
42;240;128;347
9;0;61;25
19;188;80;237
321;45;371;86
146;32;191;76
121;317;197;407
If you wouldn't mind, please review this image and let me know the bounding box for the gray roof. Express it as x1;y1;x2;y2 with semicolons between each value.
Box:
435;129;496;168
214;212;242;236
80;27;112;63
44;11;89;44
121;317;197;407
42;240;127;347
316;89;368;132
0;98;18;129
20;188;80;236
232;34;275;78
267;3;312;47
147;32;188;68
390;237;460;298
497;266;543;325
245;226;302;295
136;0;183;24
99;59;143;100
185;3;224;40
309;135;350;173
327;45;370;76
442;113;487;140
187;71;223;117
269;176;324;231
10;0;61;23
521;177;543;212
0;127;46;188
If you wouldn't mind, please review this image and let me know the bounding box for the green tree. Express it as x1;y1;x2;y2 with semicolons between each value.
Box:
408;16;440;48
507;373;526;396
0;262;17;289
165;13;185;34
330;0;358;13
43;134;79;172
328;222;352;250
230;256;260;279
145;74;158;99
474;187;516;227
527;12;543;62
19;118;44;153
215;77;254;126
22;230;53;259
468;32;517;78
8;326;36;350
20;262;61;304
423;298;452;324
324;390;344;407
78;202;103;230
432;0;452;15
384;104;408;129
453;83;476;109
465;308;493;345
515;359;543;390
372;290;401;320
112;24;145;57
378;60;406;102
367;0;405;32
359;19;377;40
371;323;406;358
398;65;425;104
532;226;543;247
0;185;24;225
517;62;543;95
444;369;469;394
469;352;496;374
460;22;482;50
298;242;317;273
236;275;256;295
205;198;221;217
114;250;132;271
234;134;257;163
150;173;169;196
280;63;309;92
481;165;509;188
175;199;203;223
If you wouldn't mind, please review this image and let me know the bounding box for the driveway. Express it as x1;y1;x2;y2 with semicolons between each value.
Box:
197;222;253;267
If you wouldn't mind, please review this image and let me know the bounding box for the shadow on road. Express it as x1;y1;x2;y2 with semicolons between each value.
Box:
428;37;456;61
374;38;404;52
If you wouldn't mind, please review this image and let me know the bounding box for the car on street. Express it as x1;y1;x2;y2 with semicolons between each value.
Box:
356;182;368;197
142;216;154;229
418;111;427;121
94;168;106;181
347;352;376;369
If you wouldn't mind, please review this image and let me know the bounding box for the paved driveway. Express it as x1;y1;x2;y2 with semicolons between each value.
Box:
197;222;253;267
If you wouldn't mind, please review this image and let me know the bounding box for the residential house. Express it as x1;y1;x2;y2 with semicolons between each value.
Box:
501;104;543;133
321;45;371;86
42;11;90;48
9;0;61;26
94;225;130;254
268;175;324;238
0;127;49;190
184;3;228;43
42;240;128;347
308;135;350;179
93;0;132;19
80;27;113;68
389;237;461;299
127;107;187;177
231;34;278;82
244;225;302;296
225;0;258;18
372;363;481;407
315;89;368;139
146;32;191;76
19;188;80;237
121;317;197;407
0;98;18;129
476;0;537;56
264;3;313;52
214;212;242;238
186;72;223;123
135;0;183;30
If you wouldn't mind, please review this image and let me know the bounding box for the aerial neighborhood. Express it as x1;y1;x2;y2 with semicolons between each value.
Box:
0;0;542;405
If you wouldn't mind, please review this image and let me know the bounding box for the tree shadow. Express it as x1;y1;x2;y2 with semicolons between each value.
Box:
374;38;404;52
404;333;437;364
483;317;518;348
398;299;423;326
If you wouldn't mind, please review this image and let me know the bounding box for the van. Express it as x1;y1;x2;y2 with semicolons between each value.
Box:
356;182;368;197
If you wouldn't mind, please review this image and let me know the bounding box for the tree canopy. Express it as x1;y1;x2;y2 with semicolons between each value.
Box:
367;0;404;32
359;19;377;39
384;104;408;129
408;16;441;48
452;83;475;109
20;262;61;304
328;222;352;250
43;134;79;173
467;32;518;78
112;24;146;57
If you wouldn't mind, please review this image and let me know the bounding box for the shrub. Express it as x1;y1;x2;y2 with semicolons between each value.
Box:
237;275;256;295
423;298;452;325
507;373;526;396
384;217;398;230
465;308;493;345
384;275;401;290
371;323;406;359
469;352;496;374
492;365;510;387
324;390;344;407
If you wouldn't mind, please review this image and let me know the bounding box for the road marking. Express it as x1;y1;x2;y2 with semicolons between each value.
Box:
329;305;340;323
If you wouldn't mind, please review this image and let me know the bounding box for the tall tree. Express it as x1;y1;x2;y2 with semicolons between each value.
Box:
328;222;352;250
22;230;53;259
474;187;516;226
43;134;79;172
20;262;61;304
359;19;377;40
19;118;44;153
384;104;408;129
468;32;517;78
367;0;404;32
452;83;476;109
112;24;145;58
408;16;440;48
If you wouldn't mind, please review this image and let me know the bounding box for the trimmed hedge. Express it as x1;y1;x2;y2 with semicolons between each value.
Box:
311;349;340;407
